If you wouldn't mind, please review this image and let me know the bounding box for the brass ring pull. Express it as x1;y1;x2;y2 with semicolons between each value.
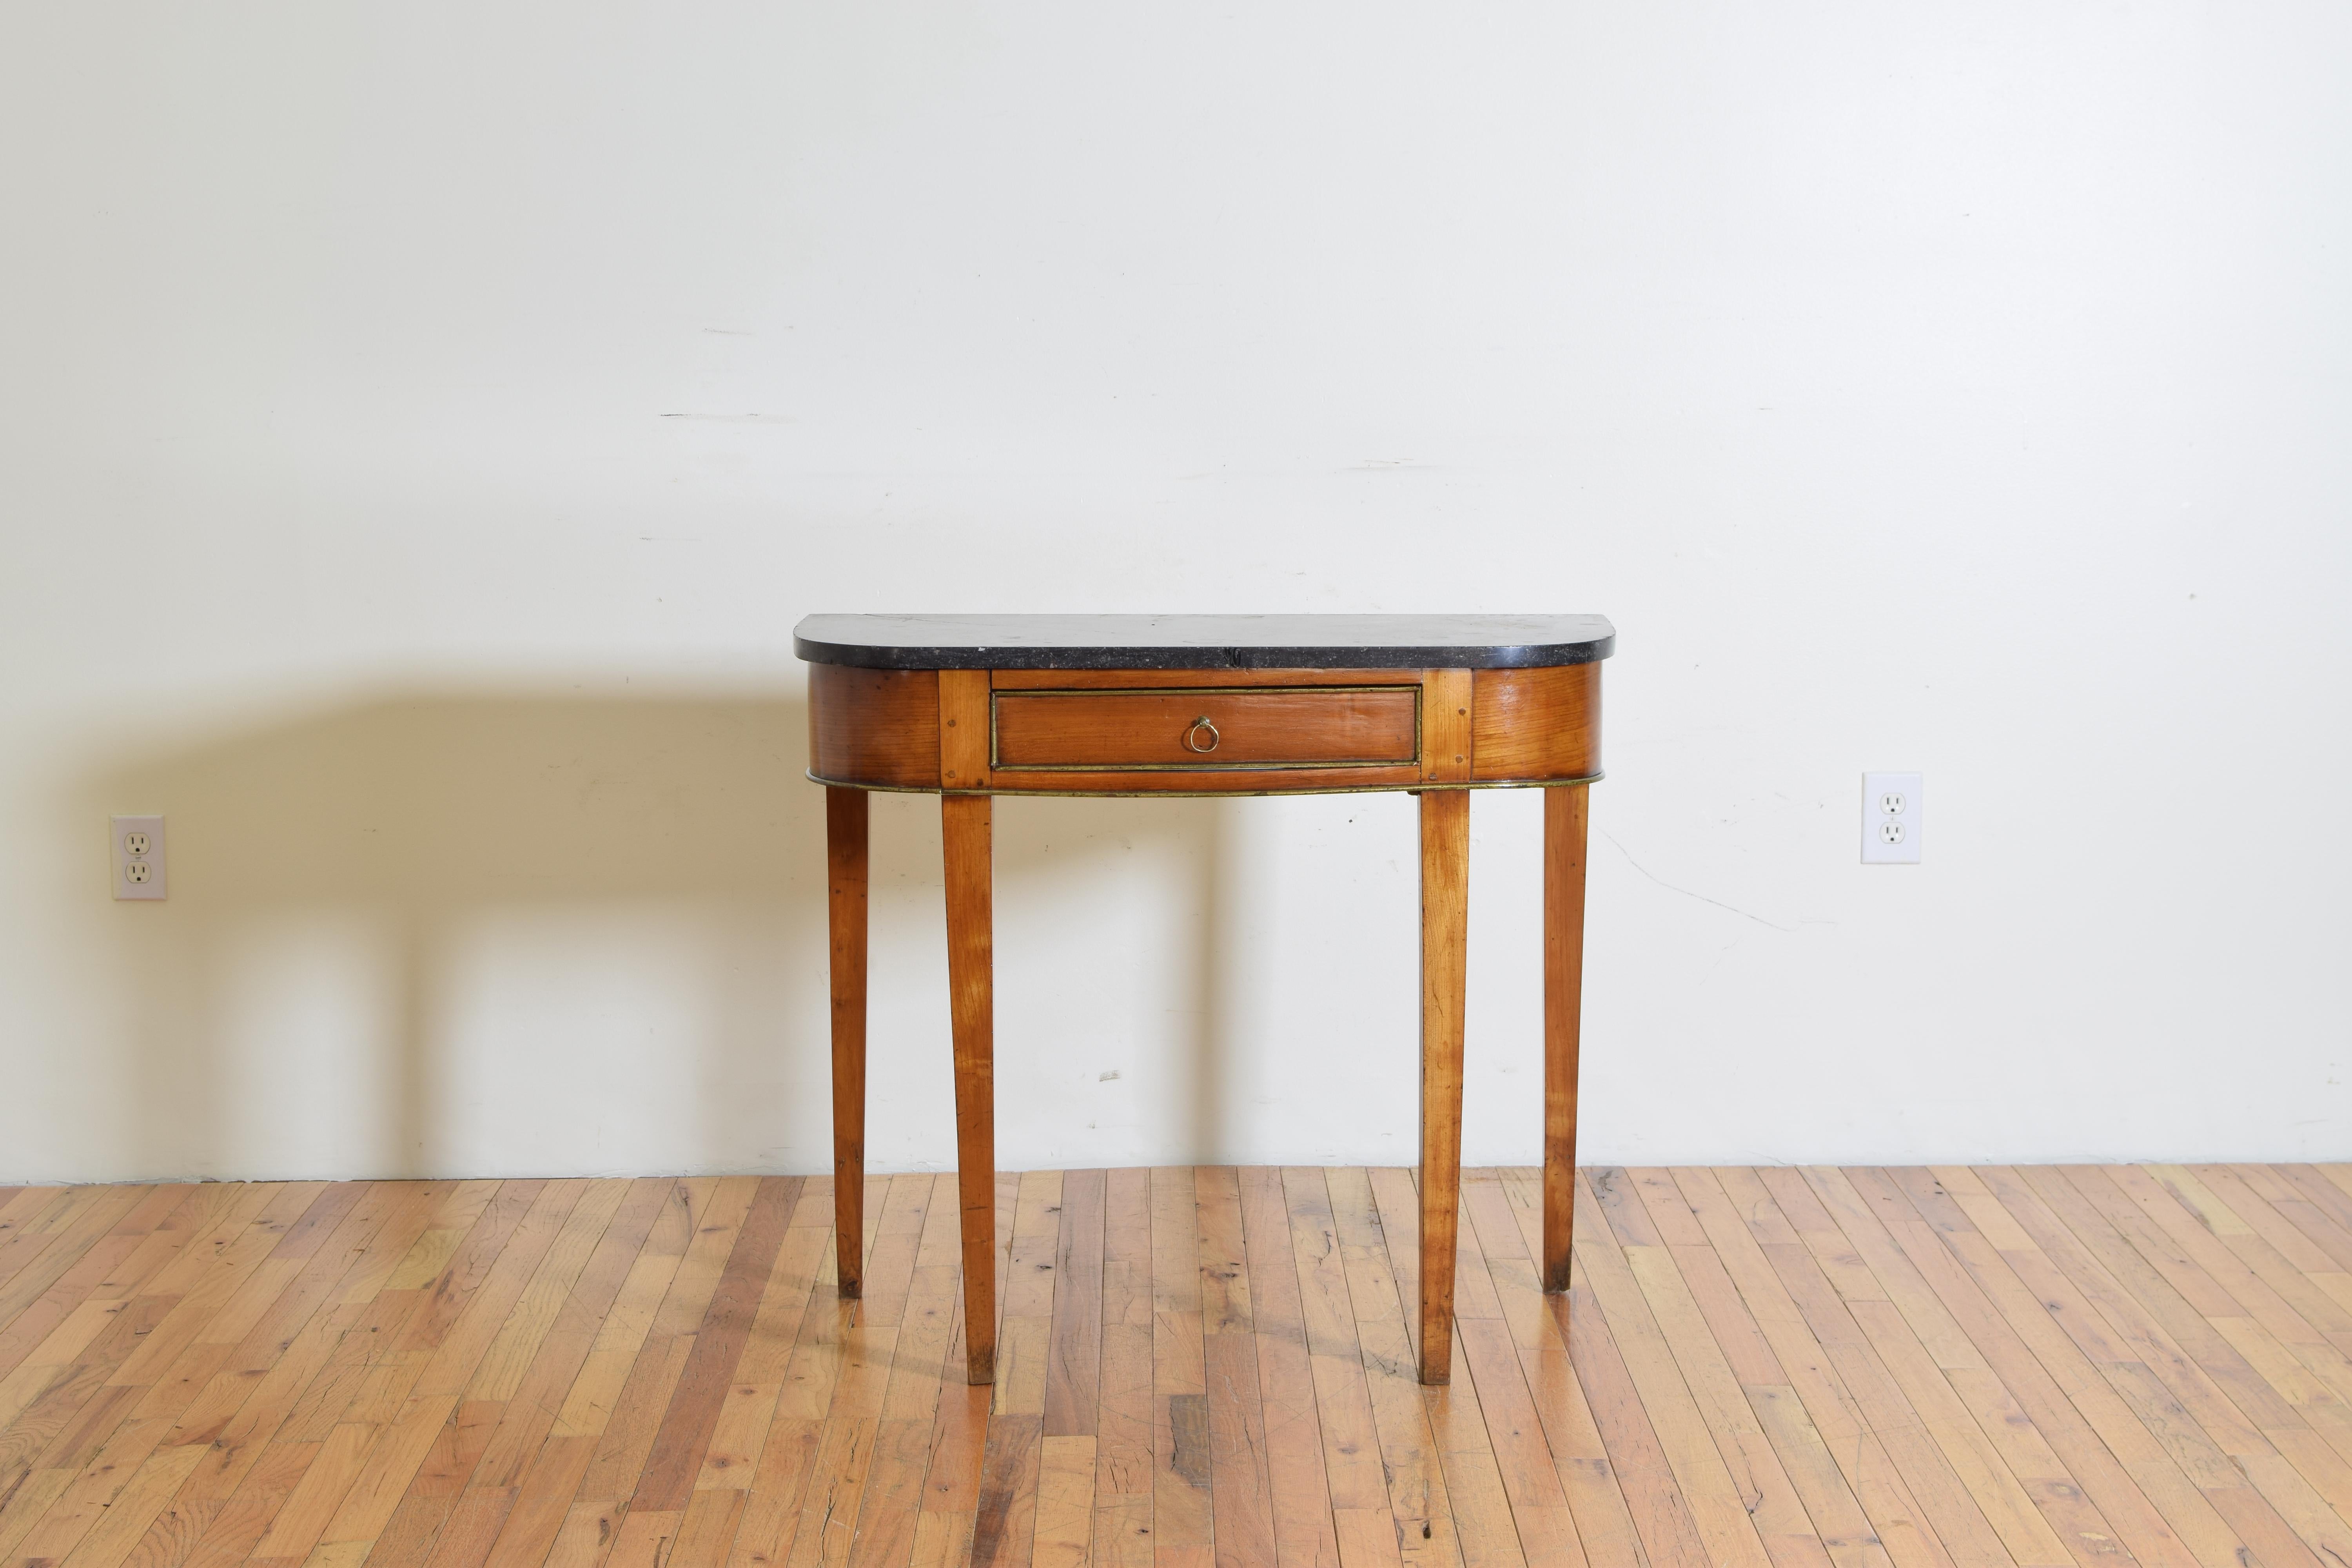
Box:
1185;716;1220;753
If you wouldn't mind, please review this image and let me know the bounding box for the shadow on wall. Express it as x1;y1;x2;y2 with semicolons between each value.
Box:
75;689;1232;1180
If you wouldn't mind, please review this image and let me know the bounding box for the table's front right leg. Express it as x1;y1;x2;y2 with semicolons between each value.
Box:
942;792;997;1385
1419;787;1470;1386
826;786;869;1299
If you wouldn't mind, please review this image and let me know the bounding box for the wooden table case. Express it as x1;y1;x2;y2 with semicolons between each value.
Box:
797;614;1612;1385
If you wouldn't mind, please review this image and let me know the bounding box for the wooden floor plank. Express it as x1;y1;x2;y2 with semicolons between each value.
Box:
632;1176;801;1512
1546;1213;1714;1568
1042;1169;1103;1442
1029;1432;1094;1568
1573;1171;1782;1568
1149;1165;1212;1568
164;1184;419;1506
2004;1161;2352;1561
843;1180;945;1568
2272;1169;2352;1268
1869;1165;2258;1568
858;1174;935;1336
412;1175;586;1410
2;1189;321;1535
1636;1172;1896;1568
1709;1167;2017;1568
0;1185;207;1386
1403;1174;1545;1568
1327;1166;1464;1568
0;1188;78;1280
914;1177;989;1541
7;1165;2352;1568
993;1171;1060;1423
1237;1165;1341;1568
1292;1175;1394;1547
965;1412;1037;1568
720;1417;820;1568
553;1182;695;1443
1469;1175;1653;1568
1781;1168;2082;1568
1091;1167;1153;1515
0;1187;155;1338
478;1178;673;1506
1615;1169;1835;1568
1197;1166;1278;1568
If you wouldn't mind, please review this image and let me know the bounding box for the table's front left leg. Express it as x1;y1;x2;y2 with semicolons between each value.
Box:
942;792;997;1385
826;786;869;1300
1418;787;1470;1385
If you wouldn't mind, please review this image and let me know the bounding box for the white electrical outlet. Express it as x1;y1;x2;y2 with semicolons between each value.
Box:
111;815;167;900
1861;773;1921;864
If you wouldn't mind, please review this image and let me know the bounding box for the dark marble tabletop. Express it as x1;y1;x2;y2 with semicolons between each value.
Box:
793;613;1614;671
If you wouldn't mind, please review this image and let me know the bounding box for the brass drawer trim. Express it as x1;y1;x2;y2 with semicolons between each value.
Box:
989;684;1423;773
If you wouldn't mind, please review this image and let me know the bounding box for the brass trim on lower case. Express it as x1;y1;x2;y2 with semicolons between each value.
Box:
805;771;1603;799
980;757;1418;773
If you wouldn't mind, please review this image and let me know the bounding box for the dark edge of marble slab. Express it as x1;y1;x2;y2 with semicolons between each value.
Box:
795;637;1613;670
793;618;1615;671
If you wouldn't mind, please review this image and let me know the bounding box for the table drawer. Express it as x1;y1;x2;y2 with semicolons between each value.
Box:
992;686;1419;770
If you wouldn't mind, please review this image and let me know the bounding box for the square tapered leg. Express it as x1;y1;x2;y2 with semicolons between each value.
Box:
942;793;997;1384
1418;788;1469;1385
826;786;869;1298
1542;783;1589;1295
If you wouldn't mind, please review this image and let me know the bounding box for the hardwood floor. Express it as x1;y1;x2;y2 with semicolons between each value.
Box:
2;1166;2352;1568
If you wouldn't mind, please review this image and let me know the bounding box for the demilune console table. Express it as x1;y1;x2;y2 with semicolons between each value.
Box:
795;614;1612;1386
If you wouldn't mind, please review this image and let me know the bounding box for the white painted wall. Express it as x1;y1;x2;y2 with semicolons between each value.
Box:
3;1;2347;1183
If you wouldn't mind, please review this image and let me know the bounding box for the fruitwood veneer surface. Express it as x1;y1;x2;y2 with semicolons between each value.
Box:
800;614;1610;1392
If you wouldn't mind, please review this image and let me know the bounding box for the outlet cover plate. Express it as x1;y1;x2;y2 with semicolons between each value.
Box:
1862;773;1921;864
111;815;166;900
